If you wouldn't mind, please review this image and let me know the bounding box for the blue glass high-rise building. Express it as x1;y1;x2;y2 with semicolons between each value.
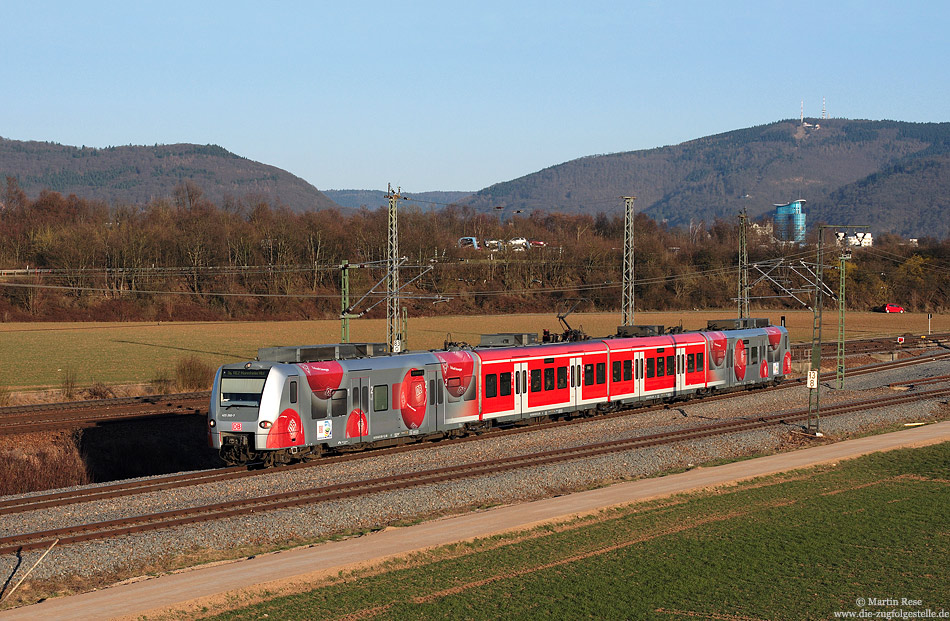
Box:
774;199;807;242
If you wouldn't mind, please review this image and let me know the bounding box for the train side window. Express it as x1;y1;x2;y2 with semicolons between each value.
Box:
557;366;567;389
373;385;388;412
666;356;675;376
596;362;605;384
698;352;705;371
584;364;594;386
429;380;436;405
647;358;655;378
290;381;297;404
749;342;757;364
656;356;665;376
485;373;498;399
500;372;512;396
612;360;621;383
515;371;520;394
544;368;555;391
531;369;542;392
362;386;369;412
327;389;347;417
687;354;694;373
623;359;632;381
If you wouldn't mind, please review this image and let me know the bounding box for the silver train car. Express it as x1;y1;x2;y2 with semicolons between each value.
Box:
208;323;791;466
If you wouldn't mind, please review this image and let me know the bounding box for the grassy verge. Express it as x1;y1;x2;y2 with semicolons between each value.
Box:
202;442;949;621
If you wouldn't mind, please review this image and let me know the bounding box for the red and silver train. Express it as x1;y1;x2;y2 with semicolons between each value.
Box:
208;322;791;466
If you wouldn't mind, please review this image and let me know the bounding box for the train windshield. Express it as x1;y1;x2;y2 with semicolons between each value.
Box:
220;368;269;407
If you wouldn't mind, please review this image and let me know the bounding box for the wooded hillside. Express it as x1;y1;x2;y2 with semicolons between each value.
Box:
2;180;947;323
0;138;340;213
462;119;950;239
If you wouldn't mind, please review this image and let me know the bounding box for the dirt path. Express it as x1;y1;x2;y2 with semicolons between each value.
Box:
2;421;948;621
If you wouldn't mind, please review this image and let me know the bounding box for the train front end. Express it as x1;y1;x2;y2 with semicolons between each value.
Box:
208;361;307;466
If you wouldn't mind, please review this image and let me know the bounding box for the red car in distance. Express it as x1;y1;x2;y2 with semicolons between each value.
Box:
876;303;905;313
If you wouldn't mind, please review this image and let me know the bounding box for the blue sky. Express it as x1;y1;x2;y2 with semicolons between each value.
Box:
2;1;948;192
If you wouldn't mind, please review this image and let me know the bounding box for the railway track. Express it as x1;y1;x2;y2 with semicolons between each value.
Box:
2;384;947;556
0;392;209;435
3;349;949;520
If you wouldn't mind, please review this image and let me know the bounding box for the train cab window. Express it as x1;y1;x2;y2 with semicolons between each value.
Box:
373;385;388;412
656;356;665;376
290;380;297;404
584;364;594;386
646;358;655;378
612;361;621;383
544;368;555;391
500;372;512;397
530;369;543;392
687;354;695;373
557;367;567;389
485;373;498;399
623;359;632;381
596;363;606;384
666;356;675;376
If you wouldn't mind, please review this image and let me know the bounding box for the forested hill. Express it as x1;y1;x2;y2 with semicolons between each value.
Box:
0;138;341;212
462;119;950;239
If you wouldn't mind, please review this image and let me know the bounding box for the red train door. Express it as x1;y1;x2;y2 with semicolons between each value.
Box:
514;361;528;416
675;346;687;395
346;377;370;442
570;355;583;409
634;351;645;397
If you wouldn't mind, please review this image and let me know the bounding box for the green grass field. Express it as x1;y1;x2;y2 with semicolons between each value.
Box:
205;442;949;620
0;310;943;390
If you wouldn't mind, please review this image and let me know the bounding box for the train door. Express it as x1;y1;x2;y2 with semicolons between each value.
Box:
633;351;645;398
569;356;583;410
675;346;687;394
347;376;370;442
514;361;528;416
426;366;444;430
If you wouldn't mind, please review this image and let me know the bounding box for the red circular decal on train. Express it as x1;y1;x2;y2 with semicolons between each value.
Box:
765;326;783;351
734;339;747;381
301;361;344;399
345;409;368;438
266;408;305;448
434;350;474;397
783;351;792;375
760;360;769;379
708;332;728;366
400;369;427;429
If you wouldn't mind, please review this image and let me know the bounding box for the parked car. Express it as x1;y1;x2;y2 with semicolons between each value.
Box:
508;237;528;251
483;239;503;251
875;303;905;313
529;240;546;248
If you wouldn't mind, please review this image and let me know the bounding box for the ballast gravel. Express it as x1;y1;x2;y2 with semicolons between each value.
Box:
2;351;949;590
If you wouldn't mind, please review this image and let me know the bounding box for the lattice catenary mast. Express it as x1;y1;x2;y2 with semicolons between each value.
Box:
621;196;636;326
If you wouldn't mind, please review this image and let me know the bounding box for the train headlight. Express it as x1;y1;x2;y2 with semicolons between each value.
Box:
260;421;272;429
209;419;216;428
